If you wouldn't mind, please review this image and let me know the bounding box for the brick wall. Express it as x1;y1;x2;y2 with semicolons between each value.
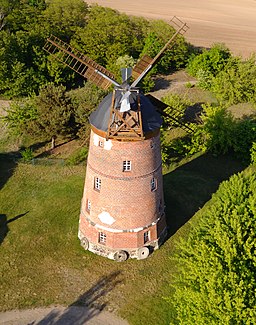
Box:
79;129;167;251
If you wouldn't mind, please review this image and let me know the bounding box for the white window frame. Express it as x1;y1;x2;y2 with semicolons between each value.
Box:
144;231;150;244
151;177;157;192
123;160;131;172
87;199;91;212
99;232;106;244
94;177;101;191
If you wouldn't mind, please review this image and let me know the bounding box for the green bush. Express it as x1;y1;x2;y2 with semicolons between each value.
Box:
188;104;234;155
232;118;256;162
21;148;34;162
250;142;256;165
3;100;38;136
186;43;231;87
211;56;256;105
66;147;88;165
171;168;256;324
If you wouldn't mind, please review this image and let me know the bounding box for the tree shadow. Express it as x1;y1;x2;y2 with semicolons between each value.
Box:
36;271;123;325
28;140;50;153
152;77;171;91
0;211;29;246
163;153;246;237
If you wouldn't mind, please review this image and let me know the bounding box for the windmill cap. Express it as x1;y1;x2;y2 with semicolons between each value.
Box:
89;92;163;134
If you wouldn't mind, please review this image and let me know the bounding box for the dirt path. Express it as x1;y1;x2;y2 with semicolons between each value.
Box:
0;100;10;116
85;0;256;58
0;306;129;325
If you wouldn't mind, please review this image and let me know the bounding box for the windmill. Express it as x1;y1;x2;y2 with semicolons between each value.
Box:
44;16;191;261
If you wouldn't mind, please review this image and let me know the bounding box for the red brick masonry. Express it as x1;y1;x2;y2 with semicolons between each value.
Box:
78;129;167;260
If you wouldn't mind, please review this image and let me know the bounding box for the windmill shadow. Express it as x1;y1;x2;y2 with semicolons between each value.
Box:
163;153;245;237
36;271;123;325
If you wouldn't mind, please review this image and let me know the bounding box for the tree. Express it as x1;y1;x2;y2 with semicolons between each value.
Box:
72;5;144;67
33;84;76;148
69;82;106;141
171;168;256;324
43;0;88;39
2;99;38;136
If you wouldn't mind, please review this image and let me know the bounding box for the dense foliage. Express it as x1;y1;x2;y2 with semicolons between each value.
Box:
0;0;87;97
0;0;190;98
160;99;256;164
3;82;106;145
171;167;256;324
187;45;256;105
211;56;256;105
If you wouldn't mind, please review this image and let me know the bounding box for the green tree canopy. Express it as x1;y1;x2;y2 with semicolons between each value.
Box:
72;5;146;67
31;84;76;147
43;0;88;39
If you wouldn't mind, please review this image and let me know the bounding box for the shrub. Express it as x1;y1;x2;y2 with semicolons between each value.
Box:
211;55;256;105
171;168;256;324
21;148;34;162
3;100;38;136
250;142;256;165
189;104;234;155
232;118;256;162
186;44;231;80
66;147;88;165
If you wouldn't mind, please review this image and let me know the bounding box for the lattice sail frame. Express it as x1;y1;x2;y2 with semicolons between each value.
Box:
43;16;192;139
43;35;116;90
131;16;189;86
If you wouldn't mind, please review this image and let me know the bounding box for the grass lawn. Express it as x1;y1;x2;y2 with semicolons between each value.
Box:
0;150;245;324
0;77;249;323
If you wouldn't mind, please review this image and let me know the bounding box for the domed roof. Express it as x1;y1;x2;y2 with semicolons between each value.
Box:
89;91;162;134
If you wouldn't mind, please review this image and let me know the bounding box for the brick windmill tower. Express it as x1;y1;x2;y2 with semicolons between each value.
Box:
44;17;189;261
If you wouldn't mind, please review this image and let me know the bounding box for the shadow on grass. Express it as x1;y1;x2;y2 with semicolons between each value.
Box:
0;214;8;245
0;211;29;246
37;271;123;325
164;153;246;237
0;152;19;191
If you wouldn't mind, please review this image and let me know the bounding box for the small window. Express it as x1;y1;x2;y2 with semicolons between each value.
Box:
98;140;104;147
123;160;131;172
144;231;150;244
86;199;91;212
99;232;106;244
150;141;155;149
151;178;157;192
94;177;101;191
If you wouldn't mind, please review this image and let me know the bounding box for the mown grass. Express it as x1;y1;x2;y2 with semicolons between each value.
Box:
0;150;245;324
0;81;248;323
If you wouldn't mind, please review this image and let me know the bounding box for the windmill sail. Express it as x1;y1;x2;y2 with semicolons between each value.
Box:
43;35;118;90
131;16;189;87
43;17;194;139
